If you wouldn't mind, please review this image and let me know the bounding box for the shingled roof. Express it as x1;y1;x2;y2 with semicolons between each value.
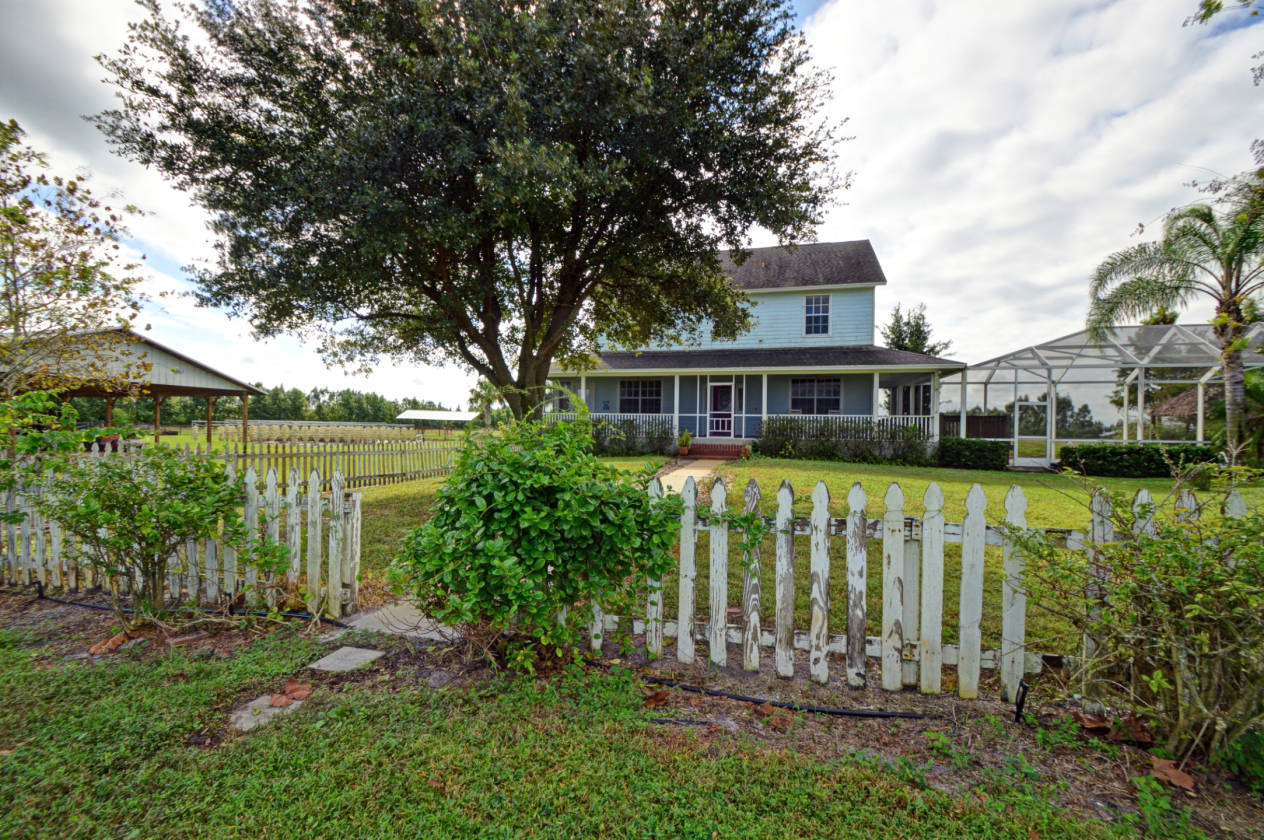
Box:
562;344;962;373
719;241;888;290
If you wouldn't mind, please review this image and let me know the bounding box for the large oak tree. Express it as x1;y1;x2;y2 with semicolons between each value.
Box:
96;0;840;418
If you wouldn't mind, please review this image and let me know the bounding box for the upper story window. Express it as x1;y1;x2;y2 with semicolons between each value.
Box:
804;294;830;335
790;378;841;415
619;379;662;414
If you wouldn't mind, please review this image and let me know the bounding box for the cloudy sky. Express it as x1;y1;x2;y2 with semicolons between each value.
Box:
0;0;1260;410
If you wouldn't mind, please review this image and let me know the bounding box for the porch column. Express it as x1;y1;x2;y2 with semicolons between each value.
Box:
153;395;165;444
958;368;967;439
761;373;768;433
931;371;940;442
872;372;881;418
672;375;680;436
105;396;116;427
579;375;586;411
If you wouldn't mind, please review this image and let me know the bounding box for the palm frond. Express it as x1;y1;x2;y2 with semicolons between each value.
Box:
1086;276;1193;341
1088;242;1174;300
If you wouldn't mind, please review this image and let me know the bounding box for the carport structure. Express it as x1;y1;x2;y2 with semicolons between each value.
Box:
54;328;264;444
942;323;1264;464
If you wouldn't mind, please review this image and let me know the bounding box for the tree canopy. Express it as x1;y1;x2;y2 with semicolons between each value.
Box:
96;0;840;418
0;119;145;398
879;302;952;357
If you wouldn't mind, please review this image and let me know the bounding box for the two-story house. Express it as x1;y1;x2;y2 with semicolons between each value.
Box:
548;240;964;450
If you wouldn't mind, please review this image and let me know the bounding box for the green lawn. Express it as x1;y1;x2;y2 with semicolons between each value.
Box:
0;625;1130;840
663;457;1262;653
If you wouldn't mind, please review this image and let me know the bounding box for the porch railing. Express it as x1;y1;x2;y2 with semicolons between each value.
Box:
774;414;937;440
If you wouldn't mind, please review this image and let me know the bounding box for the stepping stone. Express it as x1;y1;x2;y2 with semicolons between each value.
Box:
307;646;384;673
345;602;451;640
230;694;304;732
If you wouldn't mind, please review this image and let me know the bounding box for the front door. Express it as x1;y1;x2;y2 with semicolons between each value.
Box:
709;384;733;437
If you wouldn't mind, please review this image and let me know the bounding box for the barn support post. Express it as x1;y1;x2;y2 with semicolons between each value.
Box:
105;397;116;427
153;395;166;444
241;395;250;444
206;397;216;446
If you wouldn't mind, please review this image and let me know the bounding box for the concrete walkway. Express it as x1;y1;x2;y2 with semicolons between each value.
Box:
659;458;724;494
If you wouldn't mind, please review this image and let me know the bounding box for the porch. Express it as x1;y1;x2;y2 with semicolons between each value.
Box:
547;370;944;442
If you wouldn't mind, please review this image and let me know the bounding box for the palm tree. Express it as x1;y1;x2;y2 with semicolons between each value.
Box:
467;379;504;429
1088;196;1264;461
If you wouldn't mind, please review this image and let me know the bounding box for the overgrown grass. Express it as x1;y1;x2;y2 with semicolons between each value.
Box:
0;628;1129;839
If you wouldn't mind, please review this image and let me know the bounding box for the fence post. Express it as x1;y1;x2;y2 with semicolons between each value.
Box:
345;492;361;613
1000;485;1028;703
645;476;664;659
676;476;698;663
741;479;762;672
902;502;921;688
328;471;345;619
1085;490;1115;669
286;468;301;584
919;483;945;695
881;483;905;691
845;482;867;688
808;480;830;684
265;467;281;608
957;484;986;699
774;479;795;678
244;466;260;604
221;462;238;598
709;477;728;667
306;469;322;616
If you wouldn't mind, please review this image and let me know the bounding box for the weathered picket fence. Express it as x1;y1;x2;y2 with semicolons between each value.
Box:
600;476;1250;702
1;466;363;618
219;440;459;492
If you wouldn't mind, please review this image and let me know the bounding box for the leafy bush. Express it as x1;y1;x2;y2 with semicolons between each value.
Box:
937;436;1009;470
390;418;680;664
1216;730;1264;796
1015;483;1264;761
589;417;674;456
757;416;932;466
34;446;286;618
1058;442;1218;477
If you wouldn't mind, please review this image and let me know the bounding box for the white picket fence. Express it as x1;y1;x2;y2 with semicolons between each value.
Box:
600;476;1250;701
2;466;363;619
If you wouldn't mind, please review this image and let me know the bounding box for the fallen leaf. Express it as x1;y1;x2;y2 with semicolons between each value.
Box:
753;701;775;718
1150;757;1196;792
1028;831;1040;840
284;679;313;701
770;712;792;731
1070;709;1110;734
88;632;130;656
1122;714;1154;747
643;690;670;709
269;694;293;708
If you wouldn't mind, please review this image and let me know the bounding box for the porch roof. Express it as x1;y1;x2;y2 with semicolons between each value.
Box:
553;344;964;375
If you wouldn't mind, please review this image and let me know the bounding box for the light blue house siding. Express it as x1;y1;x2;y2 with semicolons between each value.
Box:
642;287;875;352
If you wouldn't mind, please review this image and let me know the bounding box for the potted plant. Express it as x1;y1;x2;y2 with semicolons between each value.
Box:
677;429;692;457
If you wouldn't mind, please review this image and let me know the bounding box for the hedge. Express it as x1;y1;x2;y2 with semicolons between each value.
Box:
1057;442;1219;478
756;416;932;466
937;437;1009;471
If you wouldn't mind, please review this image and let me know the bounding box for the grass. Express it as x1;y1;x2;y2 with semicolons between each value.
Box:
0;626;1130;840
650;457;1264;653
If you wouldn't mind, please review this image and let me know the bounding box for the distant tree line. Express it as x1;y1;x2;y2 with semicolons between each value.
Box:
69;386;450;427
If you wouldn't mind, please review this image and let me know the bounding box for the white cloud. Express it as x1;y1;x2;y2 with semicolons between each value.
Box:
799;0;1262;365
1;0;1260;414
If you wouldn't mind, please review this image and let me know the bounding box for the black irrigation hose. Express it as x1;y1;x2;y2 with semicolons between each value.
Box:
1;582;351;628
582;657;935;720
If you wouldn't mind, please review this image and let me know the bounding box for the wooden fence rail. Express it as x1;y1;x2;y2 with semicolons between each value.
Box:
2;466;363;618
603;476;1247;701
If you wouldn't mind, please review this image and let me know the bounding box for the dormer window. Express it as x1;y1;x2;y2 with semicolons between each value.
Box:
804;294;830;335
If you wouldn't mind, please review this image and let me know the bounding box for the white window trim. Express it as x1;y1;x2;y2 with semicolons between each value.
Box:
803;293;831;337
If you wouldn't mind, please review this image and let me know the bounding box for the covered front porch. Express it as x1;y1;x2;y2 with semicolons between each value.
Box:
547;370;946;442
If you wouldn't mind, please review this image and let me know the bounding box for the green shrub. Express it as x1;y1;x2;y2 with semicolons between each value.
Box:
390;418;680;664
756;416;932;466
1216;730;1264;796
937;436;1009;470
1015;483;1264;760
34;445;286;618
1058;442;1218;477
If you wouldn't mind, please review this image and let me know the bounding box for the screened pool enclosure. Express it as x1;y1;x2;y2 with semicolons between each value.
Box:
939;324;1264;462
